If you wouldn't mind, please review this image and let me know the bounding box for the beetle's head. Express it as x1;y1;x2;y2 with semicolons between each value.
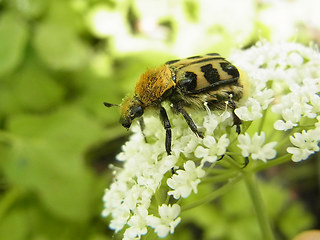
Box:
119;95;144;129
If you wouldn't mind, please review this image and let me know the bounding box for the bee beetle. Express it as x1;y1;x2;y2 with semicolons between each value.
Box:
105;53;247;155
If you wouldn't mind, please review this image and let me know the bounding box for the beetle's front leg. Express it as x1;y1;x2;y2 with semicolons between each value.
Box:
160;107;172;155
138;117;148;142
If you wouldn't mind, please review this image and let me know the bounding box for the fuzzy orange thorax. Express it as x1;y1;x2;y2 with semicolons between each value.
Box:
134;65;175;106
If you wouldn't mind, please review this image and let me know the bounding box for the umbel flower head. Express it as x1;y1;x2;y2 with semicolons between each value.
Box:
102;42;320;239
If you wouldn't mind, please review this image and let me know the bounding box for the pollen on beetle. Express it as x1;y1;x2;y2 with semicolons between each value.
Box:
134;65;174;104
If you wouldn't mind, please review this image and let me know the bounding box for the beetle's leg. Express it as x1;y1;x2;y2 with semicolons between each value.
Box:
243;157;249;168
138;117;147;143
228;98;242;134
173;103;204;138
160;107;172;155
233;111;241;134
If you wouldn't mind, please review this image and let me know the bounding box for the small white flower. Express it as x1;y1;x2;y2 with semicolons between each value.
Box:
123;207;149;239
274;119;297;131
167;161;205;199
254;88;274;110
109;207;131;232
202;109;231;135
235;98;263;121
136;170;163;194
287;129;320;162
251;142;278;162
272;76;320;131
237;132;277;162
272;99;302;131
172;133;202;156
202;112;219;135
287;51;304;67
310;93;320;114
147;204;181;238
194;134;230;164
157;155;178;174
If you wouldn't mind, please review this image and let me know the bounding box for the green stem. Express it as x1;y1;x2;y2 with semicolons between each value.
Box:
258;108;268;133
274;135;291;153
244;171;275;240
222;154;243;169
182;174;242;211
144;227;157;240
202;171;238;184
252;154;292;173
205;167;235;174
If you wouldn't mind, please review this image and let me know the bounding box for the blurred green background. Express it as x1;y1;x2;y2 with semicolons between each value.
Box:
0;0;319;239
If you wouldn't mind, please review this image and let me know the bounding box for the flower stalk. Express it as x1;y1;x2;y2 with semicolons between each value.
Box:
244;171;275;240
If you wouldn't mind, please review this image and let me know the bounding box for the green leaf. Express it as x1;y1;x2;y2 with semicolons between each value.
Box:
1;151;91;222
0;82;20;115
8;107;104;152
33;20;90;70
3;107;106;221
0;207;28;240
0;12;28;77
279;202;315;239
73;67;121;123
11;58;65;112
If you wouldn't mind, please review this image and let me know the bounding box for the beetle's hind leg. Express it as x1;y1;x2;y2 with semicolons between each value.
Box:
207;96;242;134
160;107;172;155
228;99;241;134
173;103;204;138
227;97;242;134
233;110;241;134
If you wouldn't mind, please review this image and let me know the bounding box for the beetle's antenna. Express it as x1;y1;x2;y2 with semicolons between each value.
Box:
104;102;119;108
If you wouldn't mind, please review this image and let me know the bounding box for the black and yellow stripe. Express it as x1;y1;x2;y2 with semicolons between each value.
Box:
166;54;239;93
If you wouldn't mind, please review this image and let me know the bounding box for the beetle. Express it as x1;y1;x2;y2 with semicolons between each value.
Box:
105;53;247;155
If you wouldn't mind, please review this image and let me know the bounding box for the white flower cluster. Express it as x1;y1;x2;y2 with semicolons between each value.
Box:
237;132;277;162
287;116;320;162
231;42;320;162
102;42;320;239
102;108;234;239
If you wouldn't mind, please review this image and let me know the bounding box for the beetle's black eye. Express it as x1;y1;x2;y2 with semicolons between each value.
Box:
132;105;144;118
